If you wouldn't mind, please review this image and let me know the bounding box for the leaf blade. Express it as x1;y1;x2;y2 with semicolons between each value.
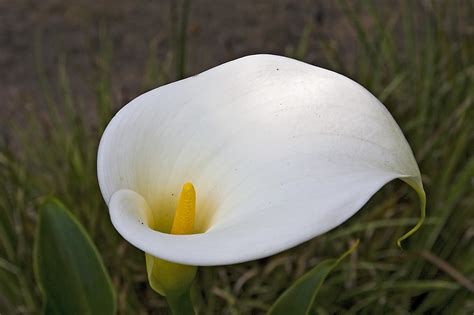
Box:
34;198;116;315
268;240;359;315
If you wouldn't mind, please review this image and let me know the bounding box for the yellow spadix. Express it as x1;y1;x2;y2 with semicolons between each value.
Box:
147;183;197;298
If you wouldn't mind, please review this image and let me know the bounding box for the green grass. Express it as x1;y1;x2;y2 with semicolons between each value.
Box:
1;1;473;314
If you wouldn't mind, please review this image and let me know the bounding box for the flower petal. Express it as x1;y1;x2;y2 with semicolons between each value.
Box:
98;54;424;266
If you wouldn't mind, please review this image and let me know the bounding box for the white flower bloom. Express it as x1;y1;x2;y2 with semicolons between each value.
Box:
97;54;425;266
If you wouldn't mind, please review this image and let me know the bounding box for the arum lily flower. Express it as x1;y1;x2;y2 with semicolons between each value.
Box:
97;54;425;296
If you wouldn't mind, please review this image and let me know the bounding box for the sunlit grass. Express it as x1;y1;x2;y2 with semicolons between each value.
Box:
1;1;473;314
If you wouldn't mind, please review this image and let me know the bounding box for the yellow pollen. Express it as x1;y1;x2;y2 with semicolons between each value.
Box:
170;182;196;235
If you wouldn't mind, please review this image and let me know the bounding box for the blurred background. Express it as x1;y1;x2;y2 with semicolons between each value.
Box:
1;1;473;314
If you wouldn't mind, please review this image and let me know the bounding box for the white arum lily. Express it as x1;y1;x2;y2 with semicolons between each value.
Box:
98;54;425;295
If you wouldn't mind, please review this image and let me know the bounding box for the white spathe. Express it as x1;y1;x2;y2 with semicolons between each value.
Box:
97;54;424;266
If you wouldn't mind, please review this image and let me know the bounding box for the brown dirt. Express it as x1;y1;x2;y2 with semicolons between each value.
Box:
1;0;392;131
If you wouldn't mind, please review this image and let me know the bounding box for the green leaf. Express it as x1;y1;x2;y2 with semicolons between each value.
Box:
268;240;360;315
34;198;116;315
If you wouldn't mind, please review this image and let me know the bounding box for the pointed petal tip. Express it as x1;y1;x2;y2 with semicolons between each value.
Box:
397;176;426;248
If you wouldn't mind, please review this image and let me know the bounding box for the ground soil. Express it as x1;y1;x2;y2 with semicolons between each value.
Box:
1;0;395;131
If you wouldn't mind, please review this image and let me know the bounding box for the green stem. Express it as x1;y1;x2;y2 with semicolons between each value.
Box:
176;0;190;79
166;290;194;315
